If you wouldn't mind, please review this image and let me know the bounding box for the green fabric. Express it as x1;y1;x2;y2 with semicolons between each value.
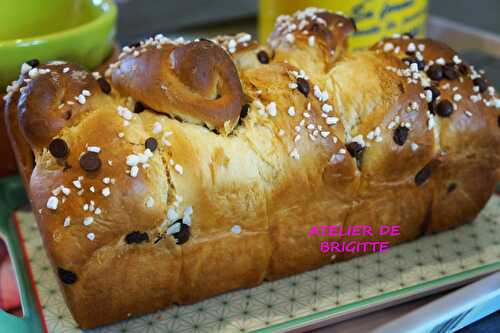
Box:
0;176;43;333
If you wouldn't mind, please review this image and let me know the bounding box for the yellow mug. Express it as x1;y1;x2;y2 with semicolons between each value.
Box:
259;0;428;50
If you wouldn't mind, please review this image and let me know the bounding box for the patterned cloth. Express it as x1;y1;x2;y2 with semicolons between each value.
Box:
0;186;500;332
11;195;500;333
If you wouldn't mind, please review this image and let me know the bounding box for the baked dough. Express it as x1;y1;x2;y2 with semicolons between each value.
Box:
4;8;500;328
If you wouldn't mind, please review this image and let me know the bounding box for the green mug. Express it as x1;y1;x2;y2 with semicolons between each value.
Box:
0;0;117;89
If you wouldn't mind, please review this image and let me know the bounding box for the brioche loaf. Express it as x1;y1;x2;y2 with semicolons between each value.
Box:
4;8;500;328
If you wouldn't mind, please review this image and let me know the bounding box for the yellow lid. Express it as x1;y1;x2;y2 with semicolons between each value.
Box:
259;0;428;50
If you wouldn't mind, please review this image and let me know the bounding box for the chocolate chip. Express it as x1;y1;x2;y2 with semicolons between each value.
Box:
424;86;440;101
240;103;250;118
26;59;40;68
498;115;500;128
415;61;425;71
346;142;365;168
346;142;363;158
403;57;424;70
393;126;410;145
311;23;320;32
58;267;77;284
349;18;357;32
97;78;111;94
447;183;457;193
145;137;158;152
443;65;458;80
79;152;101;172
129;41;141;48
426;65;443;81
173;222;190;245
296;78;310;97
48;138;69;158
472;78;487;93
125;231;149;244
428;101;436;115
257;51;269;64
134;101;146;113
415;163;432;186
458;63;469;75
436;100;454;117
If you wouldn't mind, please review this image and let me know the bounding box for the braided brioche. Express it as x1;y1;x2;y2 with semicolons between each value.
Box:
4;7;500;328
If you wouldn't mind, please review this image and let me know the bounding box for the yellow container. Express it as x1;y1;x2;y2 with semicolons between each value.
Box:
259;0;428;50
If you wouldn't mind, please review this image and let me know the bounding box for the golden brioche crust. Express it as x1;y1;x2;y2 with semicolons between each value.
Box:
110;38;244;134
4;7;500;328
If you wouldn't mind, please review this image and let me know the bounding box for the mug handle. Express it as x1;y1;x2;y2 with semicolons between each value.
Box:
0;176;44;333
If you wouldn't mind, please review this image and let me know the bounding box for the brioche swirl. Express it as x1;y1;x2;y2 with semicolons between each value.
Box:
110;39;244;134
